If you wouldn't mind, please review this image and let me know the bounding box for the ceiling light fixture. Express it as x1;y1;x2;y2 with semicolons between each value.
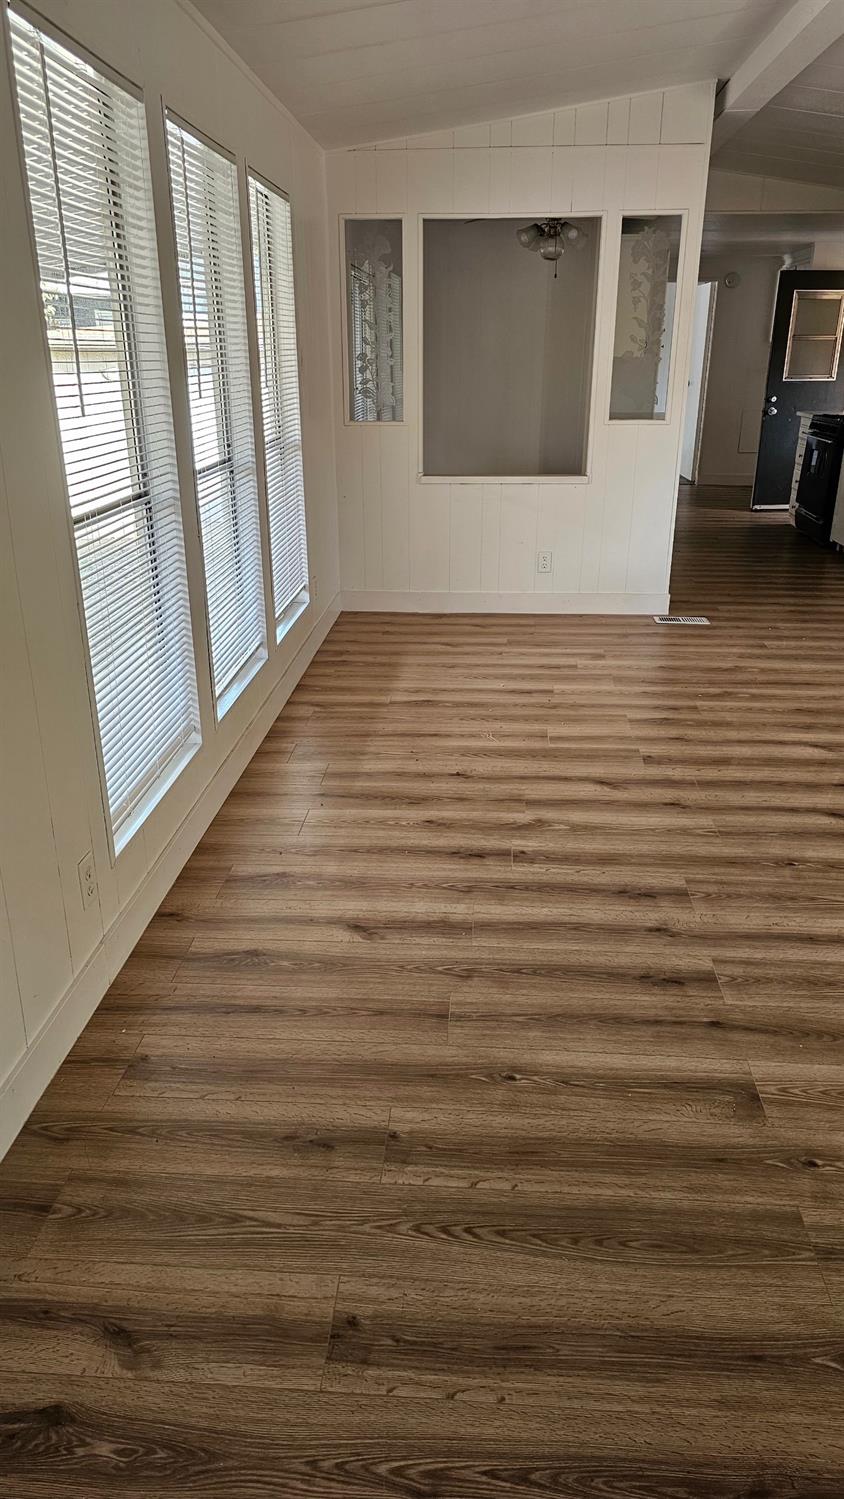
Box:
517;218;587;277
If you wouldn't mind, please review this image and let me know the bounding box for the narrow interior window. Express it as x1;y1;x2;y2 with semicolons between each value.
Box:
10;9;200;849
610;214;683;421
166;115;266;713
248;174;309;630
344;218;403;422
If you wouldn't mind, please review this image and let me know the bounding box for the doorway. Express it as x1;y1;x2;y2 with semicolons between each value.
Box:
680;280;716;482
690;211;844;504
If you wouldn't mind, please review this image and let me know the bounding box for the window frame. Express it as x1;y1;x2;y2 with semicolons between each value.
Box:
165;108;268;720
246;165;310;640
7;1;202;859
339;213;407;428
783;289;844;383
417;211;606;484
607;208;689;427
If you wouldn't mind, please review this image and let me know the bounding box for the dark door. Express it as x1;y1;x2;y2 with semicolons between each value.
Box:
751;270;844;511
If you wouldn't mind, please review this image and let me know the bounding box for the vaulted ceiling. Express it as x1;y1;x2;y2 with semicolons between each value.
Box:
191;0;792;149
713;33;844;184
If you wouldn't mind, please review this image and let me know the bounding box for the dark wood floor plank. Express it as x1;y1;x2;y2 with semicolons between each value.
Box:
381;1101;837;1207
12;1098;390;1183
324;1271;844;1409
25;1172;824;1300
1;1373;843;1497
0;1261;336;1390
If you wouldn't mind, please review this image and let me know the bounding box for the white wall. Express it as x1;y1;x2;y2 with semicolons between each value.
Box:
811;239;844;269
327;83;714;613
706;170;844;213
0;0;340;1157
696;253;782;487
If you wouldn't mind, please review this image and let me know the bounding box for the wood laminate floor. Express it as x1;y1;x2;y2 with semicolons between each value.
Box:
2;484;844;1497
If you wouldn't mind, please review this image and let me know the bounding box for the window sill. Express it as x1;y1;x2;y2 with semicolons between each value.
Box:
417;473;591;485
216;642;269;721
113;730;202;859
276;586;310;645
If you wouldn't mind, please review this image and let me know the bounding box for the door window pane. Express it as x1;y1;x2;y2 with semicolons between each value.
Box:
784;291;844;382
344;219;403;422
610;215;682;420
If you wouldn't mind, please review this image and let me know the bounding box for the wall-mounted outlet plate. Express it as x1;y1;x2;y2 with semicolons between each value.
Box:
77;851;97;911
536;550;553;574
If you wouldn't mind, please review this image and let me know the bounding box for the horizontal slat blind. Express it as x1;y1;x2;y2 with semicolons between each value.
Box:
248;174;308;622
166;116;266;709
10;9;200;848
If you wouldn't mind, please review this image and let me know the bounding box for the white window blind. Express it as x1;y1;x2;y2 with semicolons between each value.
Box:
166;115;266;711
10;8;200;850
248;173;308;625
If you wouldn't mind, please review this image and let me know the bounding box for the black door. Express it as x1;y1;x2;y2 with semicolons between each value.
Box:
751;270;844;511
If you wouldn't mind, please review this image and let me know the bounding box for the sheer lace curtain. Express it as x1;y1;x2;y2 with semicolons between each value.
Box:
345;219;403;422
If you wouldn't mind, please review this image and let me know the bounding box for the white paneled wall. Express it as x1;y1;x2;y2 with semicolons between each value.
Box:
0;0;340;1157
706;170;844;213
328;83;715;611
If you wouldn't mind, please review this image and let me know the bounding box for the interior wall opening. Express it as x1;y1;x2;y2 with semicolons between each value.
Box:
422;215;600;478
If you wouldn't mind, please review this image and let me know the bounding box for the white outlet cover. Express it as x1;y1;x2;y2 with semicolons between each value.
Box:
77;851;97;910
536;550;553;574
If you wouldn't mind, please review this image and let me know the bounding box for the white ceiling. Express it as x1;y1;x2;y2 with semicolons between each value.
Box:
713;33;844;184
192;0;792;148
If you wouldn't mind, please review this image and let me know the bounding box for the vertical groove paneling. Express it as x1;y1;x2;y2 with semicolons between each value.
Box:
354;150;377;210
453;149;491;215
327;85;714;612
480;484;502;591
380;429;411;591
449;487;483;592
375;149;407;212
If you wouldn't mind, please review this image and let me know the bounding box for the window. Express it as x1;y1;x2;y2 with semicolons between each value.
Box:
10;8;200;850
784;291;844;381
610;215;682;420
248;173;308;629
166;115;266;713
344;218;403;422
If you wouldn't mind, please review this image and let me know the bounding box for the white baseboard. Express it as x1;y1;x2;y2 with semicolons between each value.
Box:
341;590;670;615
0;595;340;1163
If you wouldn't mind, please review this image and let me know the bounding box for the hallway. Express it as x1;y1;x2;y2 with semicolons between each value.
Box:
1;485;843;1496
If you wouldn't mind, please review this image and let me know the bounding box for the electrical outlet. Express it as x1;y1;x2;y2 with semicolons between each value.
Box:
536;550;553;574
77;851;97;911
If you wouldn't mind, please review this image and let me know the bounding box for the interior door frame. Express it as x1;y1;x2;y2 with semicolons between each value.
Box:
681;278;717;484
751;267;844;511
